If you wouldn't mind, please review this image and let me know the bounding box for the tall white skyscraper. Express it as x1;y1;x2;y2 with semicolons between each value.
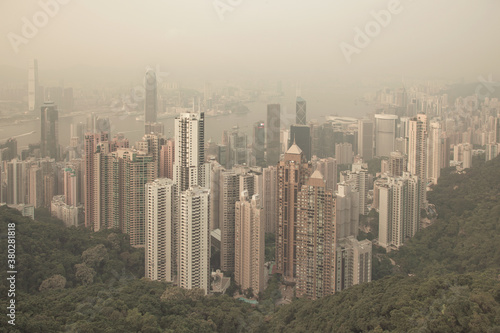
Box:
427;122;441;185
179;186;210;294
408;114;427;208
145;179;177;282
174;112;207;192
378;173;420;249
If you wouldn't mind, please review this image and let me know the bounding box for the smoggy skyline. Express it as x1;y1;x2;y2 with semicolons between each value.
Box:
1;0;499;85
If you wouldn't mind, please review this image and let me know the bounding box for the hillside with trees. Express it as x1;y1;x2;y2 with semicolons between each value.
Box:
1;156;500;332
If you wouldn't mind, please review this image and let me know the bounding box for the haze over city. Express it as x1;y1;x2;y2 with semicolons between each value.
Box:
1;1;500;332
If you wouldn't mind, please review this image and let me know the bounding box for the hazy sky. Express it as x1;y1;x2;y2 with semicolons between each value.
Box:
1;0;499;83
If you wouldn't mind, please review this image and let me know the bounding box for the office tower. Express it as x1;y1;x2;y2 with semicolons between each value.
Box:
289;125;312;162
427;122;442;185
378;173;420;249
335;183;359;239
179;186;210;294
253;121;266;167
276;143;312;280
408;114;427;208
220;171;240;272
262;166;277;234
145;179;177;282
159;139;175;179
145;122;164;136
314;157;337;193
118;149;156;247
388;151;406;177
296;171;336;299
336;237;372;291
235;191;265;294
84;132;108;229
296;97;307;125
144;69;158;126
266;104;281;166
174;112;207;192
40;102;59;160
335;143;353;165
28;59;40;112
374;114;398;157
357;119;373;160
440;133;450;168
280;128;290;155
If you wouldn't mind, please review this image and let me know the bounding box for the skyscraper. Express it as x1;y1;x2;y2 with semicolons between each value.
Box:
388;151;406;177
145;179;177;282
266;104;281;166
28;59;40;112
378;173;421;249
375;114;398;157
335;183;359;239
408;114;427;208
296;97;307;125
174;112;207;192
262;165;278;234
179;186;211;294
295;170;336;299
427;122;441;185
314;157;337;194
358;119;374;160
253;121;266;167
220;170;240;272
289;125;312;162
144;69;157;127
276;143;312;280
40;102;59;160
235;191;265;294
336;237;372;291
159;139;175;179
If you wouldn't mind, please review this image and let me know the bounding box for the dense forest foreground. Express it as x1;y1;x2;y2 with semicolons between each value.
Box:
1;156;500;332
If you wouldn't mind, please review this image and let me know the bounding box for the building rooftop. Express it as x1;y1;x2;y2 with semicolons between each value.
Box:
286;143;302;155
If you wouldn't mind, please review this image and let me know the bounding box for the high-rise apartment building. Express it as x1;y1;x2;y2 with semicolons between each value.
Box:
174;112;207;192
235;191;264;294
408;114;427;208
220;171;240;272
295;171;336;299
336;237;372;291
388;151;406;177
179;186;211;294
159;139;175;179
427;122;441;185
262;165;277;234
276;143;312;280
313;157;337;194
378;173;421;249
145;179;177;282
335;183;359;239
335;143;353;165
